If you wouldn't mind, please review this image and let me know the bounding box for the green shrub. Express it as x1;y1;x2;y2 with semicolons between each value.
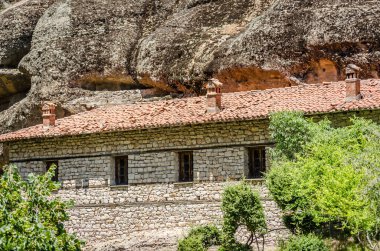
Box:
280;234;328;251
220;181;267;251
178;225;221;251
178;235;205;251
218;242;251;251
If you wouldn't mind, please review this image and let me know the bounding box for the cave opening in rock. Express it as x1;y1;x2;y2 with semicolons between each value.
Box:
214;66;293;93
0;69;31;112
0;91;29;112
71;73;150;92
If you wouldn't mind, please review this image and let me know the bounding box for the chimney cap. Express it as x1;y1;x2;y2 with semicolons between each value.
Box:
42;102;56;111
346;64;361;75
206;78;223;113
208;78;223;87
42;102;56;127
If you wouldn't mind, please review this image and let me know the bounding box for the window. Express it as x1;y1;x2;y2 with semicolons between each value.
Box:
115;156;128;185
248;147;266;179
46;160;59;182
179;152;193;182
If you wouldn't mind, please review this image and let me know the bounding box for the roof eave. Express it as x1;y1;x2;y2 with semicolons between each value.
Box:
1;106;378;144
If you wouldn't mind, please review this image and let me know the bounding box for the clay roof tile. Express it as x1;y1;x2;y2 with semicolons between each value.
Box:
1;80;380;142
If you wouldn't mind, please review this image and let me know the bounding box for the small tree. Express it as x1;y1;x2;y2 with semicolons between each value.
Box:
0;165;83;250
220;181;267;251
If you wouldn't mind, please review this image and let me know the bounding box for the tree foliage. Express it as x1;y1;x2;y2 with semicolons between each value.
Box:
269;111;312;160
267;111;380;250
0;165;83;251
220;181;267;251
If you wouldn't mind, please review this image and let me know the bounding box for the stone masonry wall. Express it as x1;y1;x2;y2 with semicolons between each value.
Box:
8;120;269;162
7;120;280;248
59;157;111;188
15;160;45;177
194;147;247;181
61;181;289;247
129;152;177;184
9;120;270;187
14;156;111;188
13;147;253;186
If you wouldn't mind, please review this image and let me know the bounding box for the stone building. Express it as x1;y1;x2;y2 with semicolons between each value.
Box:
1;71;380;249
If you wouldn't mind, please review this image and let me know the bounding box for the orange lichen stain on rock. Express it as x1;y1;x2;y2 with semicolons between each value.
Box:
306;59;338;84
214;66;293;93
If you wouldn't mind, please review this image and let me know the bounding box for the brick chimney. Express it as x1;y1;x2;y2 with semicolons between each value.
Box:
42;102;56;127
345;64;361;101
206;78;223;113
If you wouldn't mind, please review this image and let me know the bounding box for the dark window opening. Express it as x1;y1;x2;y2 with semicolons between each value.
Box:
115;156;128;185
46;160;59;182
248;147;266;179
179;152;193;182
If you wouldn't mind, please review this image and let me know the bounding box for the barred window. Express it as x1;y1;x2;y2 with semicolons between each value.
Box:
178;152;193;182
248;147;266;179
115;156;128;185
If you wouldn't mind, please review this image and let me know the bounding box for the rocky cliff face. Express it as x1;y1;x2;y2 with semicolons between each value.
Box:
0;0;379;133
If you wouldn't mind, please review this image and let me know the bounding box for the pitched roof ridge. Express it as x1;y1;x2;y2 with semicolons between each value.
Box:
71;80;347;118
56;80;369;120
227;80;345;96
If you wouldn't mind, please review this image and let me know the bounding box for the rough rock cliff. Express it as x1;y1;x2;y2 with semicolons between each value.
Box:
0;0;379;132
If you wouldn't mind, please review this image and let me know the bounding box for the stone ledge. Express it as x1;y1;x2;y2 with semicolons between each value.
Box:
72;197;275;208
245;178;265;185
73;199;221;208
109;184;129;190
173;181;194;187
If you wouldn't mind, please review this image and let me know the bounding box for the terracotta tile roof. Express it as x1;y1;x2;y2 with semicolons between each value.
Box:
1;79;380;142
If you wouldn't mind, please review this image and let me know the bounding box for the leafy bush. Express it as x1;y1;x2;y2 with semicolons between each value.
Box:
267;111;380;249
218;242;251;251
178;235;204;251
280;234;328;251
0;165;83;251
178;225;221;251
220;181;267;251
